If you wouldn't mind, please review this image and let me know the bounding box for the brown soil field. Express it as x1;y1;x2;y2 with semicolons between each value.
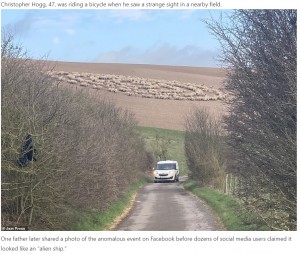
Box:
48;61;229;131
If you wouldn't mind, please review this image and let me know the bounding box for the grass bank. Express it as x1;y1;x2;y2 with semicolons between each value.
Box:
184;180;270;231
136;126;188;175
71;179;146;231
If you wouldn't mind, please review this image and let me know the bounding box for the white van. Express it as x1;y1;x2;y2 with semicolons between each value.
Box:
153;160;179;183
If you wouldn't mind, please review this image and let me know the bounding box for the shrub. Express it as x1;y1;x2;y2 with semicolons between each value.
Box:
184;107;227;190
1;30;149;230
205;10;296;230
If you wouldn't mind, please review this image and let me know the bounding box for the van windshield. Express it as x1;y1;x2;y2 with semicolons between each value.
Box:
157;163;176;170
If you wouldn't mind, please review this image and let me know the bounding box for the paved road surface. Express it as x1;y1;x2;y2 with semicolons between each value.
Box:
114;178;223;231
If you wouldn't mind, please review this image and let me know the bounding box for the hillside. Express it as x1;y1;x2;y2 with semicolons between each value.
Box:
48;61;228;130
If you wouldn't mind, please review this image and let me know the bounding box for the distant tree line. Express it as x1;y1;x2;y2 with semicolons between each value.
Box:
1;30;152;230
184;10;296;230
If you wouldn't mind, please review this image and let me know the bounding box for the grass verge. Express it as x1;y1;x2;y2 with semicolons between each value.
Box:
184;180;270;231
71;179;146;231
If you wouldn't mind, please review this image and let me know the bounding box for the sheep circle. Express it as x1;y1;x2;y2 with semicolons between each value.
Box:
48;71;228;101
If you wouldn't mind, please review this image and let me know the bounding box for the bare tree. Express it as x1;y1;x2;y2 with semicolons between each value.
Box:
150;134;171;161
205;10;296;230
184;107;227;190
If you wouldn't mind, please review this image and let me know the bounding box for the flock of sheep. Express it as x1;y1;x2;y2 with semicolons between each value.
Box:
49;71;228;101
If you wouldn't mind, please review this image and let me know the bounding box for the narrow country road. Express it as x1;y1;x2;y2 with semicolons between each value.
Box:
114;177;224;231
